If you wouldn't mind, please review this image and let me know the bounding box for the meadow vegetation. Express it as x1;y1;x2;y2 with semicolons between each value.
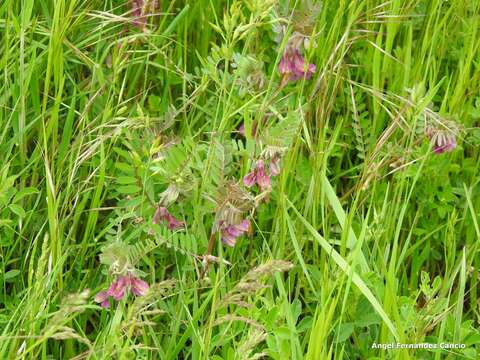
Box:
0;0;479;359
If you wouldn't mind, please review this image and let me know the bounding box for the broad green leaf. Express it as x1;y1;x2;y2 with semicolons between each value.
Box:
13;187;39;203
4;270;20;281
9;204;26;218
117;185;142;194
116;176;138;185
334;323;354;343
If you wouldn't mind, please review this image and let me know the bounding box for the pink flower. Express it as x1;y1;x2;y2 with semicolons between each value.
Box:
153;207;185;230
243;170;257;187
130;0;158;29
426;127;457;155
94;291;110;308
433;133;456;154
279;48;316;81
130;0;145;27
256;161;270;190
243;160;271;192
107;276;129;301
131;0;143;16
94;275;150;308
130;277;150;296
269;155;281;176
220;219;250;247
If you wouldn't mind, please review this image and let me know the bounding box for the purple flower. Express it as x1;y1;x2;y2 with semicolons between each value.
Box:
220;219;250;247
153;206;185;230
243;160;271;192
94;275;150;308
279;48;316;81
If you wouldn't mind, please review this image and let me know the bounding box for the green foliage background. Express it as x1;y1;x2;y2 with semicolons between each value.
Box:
0;0;479;359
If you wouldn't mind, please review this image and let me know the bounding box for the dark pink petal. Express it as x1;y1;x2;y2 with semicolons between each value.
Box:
279;48;316;82
130;0;145;27
269;157;281;176
433;144;445;154
237;219;250;232
130;277;149;296
307;63;316;78
279;55;290;74
221;233;237;247
131;0;143;17
292;51;306;75
220;219;250;247
255;161;271;191
154;207;184;229
107;276;129;301
225;225;244;237
166;214;185;230
152;206;168;224
257;174;271;192
243;171;257;187
434;143;455;154
294;51;315;79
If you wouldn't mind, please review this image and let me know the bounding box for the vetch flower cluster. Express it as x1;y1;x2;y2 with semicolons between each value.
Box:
95;274;149;308
425;122;459;155
130;0;158;30
219;219;251;247
273;12;317;82
153;206;185;230
243;160;271;192
211;182;255;250
428;130;457;154
243;156;281;192
279;47;316;81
